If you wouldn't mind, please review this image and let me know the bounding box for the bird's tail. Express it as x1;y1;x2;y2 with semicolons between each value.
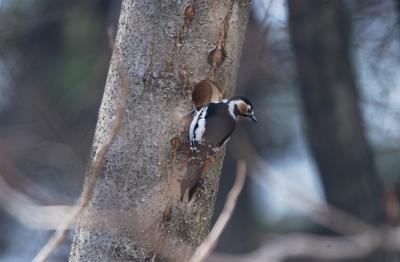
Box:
180;143;216;201
180;163;203;202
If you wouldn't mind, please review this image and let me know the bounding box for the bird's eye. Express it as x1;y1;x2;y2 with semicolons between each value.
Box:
247;108;252;114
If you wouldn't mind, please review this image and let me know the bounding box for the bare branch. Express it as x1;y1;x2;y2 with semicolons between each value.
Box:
230;136;374;235
208;228;400;262
0;174;74;229
190;161;247;262
32;48;129;262
201;136;400;262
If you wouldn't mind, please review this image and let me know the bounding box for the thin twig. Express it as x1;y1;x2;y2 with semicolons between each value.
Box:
230;136;374;235
32;48;129;262
208;228;400;262
0;174;74;229
190;161;247;262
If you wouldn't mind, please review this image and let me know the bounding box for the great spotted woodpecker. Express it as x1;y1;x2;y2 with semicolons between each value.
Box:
180;96;257;201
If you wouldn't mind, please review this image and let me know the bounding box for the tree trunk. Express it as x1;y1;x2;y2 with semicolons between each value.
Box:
69;1;250;261
288;1;400;261
288;0;385;225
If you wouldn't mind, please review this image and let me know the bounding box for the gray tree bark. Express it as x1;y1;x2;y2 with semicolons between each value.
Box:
69;1;250;261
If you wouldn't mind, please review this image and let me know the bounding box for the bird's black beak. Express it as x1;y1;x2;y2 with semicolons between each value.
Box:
250;115;258;123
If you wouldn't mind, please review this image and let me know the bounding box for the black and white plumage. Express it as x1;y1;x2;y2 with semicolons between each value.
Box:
180;96;258;201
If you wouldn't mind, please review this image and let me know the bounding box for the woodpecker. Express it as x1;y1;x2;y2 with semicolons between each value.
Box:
180;96;258;201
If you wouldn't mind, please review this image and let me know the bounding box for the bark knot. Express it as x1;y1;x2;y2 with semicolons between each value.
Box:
183;2;195;32
208;0;235;72
170;136;181;161
162;205;173;222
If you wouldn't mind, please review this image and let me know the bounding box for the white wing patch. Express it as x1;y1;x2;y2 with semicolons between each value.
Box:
189;106;208;143
194;107;207;142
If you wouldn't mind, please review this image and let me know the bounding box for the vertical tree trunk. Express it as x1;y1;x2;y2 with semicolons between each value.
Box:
69;1;250;261
288;3;399;261
395;0;400;24
288;0;385;225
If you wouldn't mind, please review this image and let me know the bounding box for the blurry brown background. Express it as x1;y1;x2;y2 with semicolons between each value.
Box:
1;0;400;261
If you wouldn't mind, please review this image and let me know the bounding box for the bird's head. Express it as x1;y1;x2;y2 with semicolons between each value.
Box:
227;96;258;123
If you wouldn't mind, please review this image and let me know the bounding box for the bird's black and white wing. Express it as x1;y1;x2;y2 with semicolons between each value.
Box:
181;103;236;201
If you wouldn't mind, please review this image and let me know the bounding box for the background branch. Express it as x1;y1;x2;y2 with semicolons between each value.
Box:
32;49;129;262
208;228;400;262
190;161;247;262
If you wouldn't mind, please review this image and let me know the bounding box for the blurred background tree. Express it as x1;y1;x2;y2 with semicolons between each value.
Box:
1;0;400;261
